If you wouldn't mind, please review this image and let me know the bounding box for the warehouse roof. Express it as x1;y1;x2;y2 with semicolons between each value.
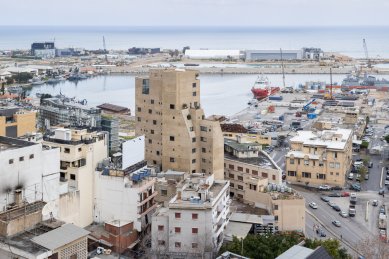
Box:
290;128;352;150
97;103;129;113
32;224;89;250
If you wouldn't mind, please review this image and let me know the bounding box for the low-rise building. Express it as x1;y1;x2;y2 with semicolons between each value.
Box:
43;128;108;227
0;107;36;137
224;136;282;201
151;174;230;259
31;42;56;59
285;128;353;187
245;49;303;61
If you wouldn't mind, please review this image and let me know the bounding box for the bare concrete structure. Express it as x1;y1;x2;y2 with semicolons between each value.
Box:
135;69;224;179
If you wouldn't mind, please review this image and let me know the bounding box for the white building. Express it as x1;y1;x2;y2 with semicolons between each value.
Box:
94;135;158;233
151;174;230;259
43;128;108;227
0;136;60;215
184;49;242;60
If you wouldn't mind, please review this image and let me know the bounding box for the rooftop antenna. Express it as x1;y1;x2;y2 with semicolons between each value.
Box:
280;48;286;89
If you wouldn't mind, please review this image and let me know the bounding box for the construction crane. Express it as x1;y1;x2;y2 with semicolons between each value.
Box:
280;48;286;89
363;38;372;68
103;36;108;63
324;68;334;100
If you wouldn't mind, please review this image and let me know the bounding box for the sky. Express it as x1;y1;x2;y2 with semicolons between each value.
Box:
1;0;389;27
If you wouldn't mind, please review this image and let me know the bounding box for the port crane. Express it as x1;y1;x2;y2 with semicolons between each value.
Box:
363;38;372;68
324;68;334;100
103;36;108;63
280;48;286;89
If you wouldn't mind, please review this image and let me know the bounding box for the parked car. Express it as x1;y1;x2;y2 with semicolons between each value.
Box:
348;173;354;180
328;192;341;197
339;211;348;218
350;183;361;191
356;174;361;181
332;205;341;211
379;189;385;195
332;220;341;227
319;185;331;191
341;192;350;197
309;202;318;209
365;174;369;180
372;200;378;206
385;180;389;186
328;201;336;208
368;161;373;168
320;196;330;202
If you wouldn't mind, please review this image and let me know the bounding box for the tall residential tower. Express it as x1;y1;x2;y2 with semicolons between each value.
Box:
135;69;224;179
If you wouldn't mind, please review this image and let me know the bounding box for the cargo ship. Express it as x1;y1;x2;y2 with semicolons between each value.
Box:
251;75;280;100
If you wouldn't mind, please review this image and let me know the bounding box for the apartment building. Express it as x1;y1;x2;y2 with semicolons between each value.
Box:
0;107;36;137
43;128;108;227
285;129;353;187
151;174;230;259
224;136;282;201
135;69;224;179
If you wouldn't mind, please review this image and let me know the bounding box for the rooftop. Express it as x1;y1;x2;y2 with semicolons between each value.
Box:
289;128;352;150
0;136;37;152
97;103;129;113
224;152;277;170
229;212;274;225
276;245;314;259
224;138;261;152
32;223;90;251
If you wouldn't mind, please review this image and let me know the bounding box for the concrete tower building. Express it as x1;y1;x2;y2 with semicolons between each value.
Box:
135;69;224;179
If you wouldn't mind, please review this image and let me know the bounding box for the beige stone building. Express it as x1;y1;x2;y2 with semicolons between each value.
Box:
43;128;108;227
135;69;224;179
0;107;36;137
285;128;353;187
224;136;282;201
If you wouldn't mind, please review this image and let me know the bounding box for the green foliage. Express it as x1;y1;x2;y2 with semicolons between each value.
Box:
11;72;33;83
366;116;370;124
358;166;368;182
385;135;389;144
219;232;302;259
360;141;369;149
6;77;13;85
304;238;351;259
0;83;4;95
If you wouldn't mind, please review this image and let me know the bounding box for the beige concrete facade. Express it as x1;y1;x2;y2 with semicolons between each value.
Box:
0;110;36;137
285;129;353;187
135;69;224;179
223;132;272;146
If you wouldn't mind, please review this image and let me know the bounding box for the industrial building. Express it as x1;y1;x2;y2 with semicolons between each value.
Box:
31;42;56;59
245;49;303;61
285;128;353;187
39;97;101;129
135;69;224;180
184;49;242;60
151;174;230;259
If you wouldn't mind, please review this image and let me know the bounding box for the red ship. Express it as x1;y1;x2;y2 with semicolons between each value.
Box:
251;75;280;100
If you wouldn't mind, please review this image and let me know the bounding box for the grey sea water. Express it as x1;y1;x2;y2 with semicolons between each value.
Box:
1;26;389;58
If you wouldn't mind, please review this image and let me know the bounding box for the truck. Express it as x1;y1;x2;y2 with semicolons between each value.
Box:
349;204;356;217
350;193;357;205
378;213;387;229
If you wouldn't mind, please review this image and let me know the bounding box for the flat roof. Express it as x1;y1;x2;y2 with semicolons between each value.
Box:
97;103;129;112
289;128;352;150
224;138;261;152
229;212;274;225
224;152;277;170
32;223;90;250
0;136;37;151
276;245;314;259
224;222;252;241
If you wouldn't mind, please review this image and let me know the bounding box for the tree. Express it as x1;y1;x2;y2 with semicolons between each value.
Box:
358;166;368;183
385;135;389;144
305;238;351;259
356;235;389;259
0;82;4;95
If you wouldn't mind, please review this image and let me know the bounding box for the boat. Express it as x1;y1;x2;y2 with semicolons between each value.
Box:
341;73;389;89
68;74;87;81
31;77;45;85
251;75;280;100
184;63;199;67
47;76;65;84
7;86;23;94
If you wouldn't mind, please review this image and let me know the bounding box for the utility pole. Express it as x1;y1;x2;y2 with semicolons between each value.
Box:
280;48;286;89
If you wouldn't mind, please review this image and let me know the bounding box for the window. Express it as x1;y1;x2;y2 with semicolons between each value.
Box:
170;136;175;141
228;173;234;179
230;182;235;188
275;215;279;221
335;162;340;169
137;117;141;122
192;137;196;142
158;240;165;246
336;172;339;176
272;175;276;181
274;205;279;210
70;174;76;180
334;152;338;159
237;166;243;172
78;147;82;152
192;148;196;153
158;225;164;231
19;156;24;162
148;109;152;114
151;99;154;104
329;162;334;168
142;79;149;94
202;148;206;153
200;137;207;142
252;170;258;176
317;174;326;179
29;154;34;159
200;126;207;132
161;189;167;196
175;242;181;248
298;159;300;165
153;120;157;125
229;164;234;170
190;126;194;132
192;213;198;220
170;157;175;162
175;227;181;233
249;184;257;191
192;83;197;88
192;159;196;163
319;161;324;167
304;160;309;165
237;176;243;181
137;107;141;112
302;172;311;178
192;228;198;234
148;139;152;144
192;243;198;249
246;168;250;173
170;104;175;109
238;185;243;190
313;161;315;166
151;130;154;134
290;159;295;165
202;158;206;163
9;159;14;164
262;172;268;178
175;213;181;219
287;171;296;176
192;92;197;96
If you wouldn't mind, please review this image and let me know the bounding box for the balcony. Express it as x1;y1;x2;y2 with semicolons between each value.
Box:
137;202;158;218
138;191;158;206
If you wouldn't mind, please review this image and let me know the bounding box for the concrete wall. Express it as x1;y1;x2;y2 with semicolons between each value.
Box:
272;198;306;233
0;111;36;138
122;136;145;169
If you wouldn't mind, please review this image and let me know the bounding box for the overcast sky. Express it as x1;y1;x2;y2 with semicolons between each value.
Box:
1;0;389;26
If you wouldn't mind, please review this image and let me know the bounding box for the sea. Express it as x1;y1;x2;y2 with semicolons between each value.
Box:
2;25;388;116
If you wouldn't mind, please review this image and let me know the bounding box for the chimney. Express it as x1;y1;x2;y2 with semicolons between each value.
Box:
14;189;23;207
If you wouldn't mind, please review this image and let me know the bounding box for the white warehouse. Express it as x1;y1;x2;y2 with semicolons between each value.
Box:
245;49;303;61
184;49;242;60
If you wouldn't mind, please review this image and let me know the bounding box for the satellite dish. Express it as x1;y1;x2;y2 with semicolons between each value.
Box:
42;201;56;217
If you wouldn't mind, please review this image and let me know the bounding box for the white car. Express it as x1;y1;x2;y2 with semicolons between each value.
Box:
309;202;318;209
339;211;348;218
348;173;354;180
385;180;389;186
